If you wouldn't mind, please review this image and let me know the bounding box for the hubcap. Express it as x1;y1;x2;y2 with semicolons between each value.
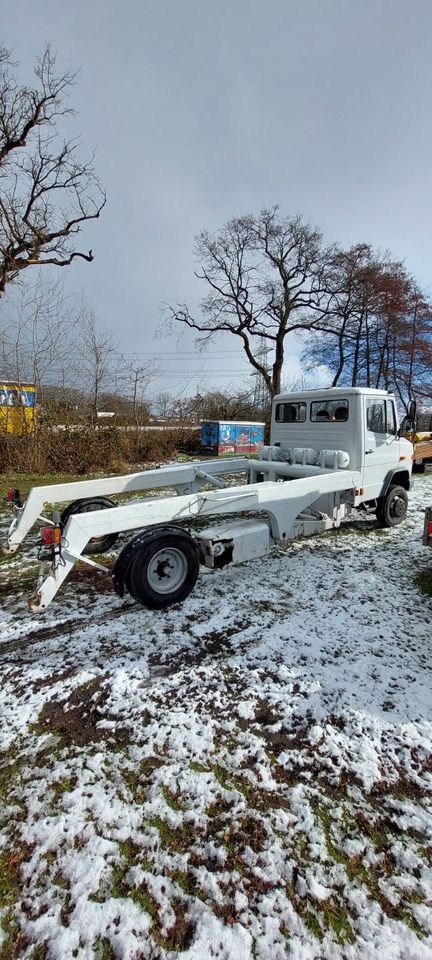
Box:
147;547;188;594
391;495;405;518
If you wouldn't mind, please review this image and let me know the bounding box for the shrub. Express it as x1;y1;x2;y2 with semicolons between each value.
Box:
0;427;201;475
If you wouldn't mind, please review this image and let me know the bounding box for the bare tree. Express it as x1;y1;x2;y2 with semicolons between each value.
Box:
116;356;162;425
189;386;256;421
0;44;105;295
77;305;116;419
303;245;432;409
0;272;74;392
167;207;328;397
303;244;382;387
153;391;174;419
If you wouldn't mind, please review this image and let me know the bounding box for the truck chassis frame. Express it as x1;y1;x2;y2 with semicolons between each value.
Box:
3;457;361;612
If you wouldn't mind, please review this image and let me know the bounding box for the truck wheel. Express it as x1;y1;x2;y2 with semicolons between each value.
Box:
127;529;199;609
413;461;426;473
60;498;119;555
376;485;408;528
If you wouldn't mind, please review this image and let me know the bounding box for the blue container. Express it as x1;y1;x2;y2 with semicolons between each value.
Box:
201;420;265;455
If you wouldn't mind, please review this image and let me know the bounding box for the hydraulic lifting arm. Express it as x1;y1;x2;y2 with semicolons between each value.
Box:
4;458;250;556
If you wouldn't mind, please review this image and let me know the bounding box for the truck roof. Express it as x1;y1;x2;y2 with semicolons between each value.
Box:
274;386;392;402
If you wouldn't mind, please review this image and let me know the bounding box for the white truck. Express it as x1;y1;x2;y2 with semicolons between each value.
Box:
3;387;413;613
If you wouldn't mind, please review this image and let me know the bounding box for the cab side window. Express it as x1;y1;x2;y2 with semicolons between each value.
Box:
310;399;349;422
386;400;397;436
275;402;306;423
366;400;386;434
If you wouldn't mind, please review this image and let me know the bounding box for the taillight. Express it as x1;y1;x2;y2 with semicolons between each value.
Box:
41;527;61;545
6;487;21;505
428;521;432;538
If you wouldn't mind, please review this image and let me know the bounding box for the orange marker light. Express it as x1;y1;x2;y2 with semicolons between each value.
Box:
41;527;61;545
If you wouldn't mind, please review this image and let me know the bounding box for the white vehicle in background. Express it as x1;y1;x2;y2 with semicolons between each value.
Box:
4;387;413;613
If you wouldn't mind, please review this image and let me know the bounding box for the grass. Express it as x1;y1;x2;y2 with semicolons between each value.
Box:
313;801;427;939
91;857;195;951
1;491;431;957
0;447;221;504
162;785;185;811
0;846;33;960
148;816;193;853
1;733;430;954
415;568;432;597
92;939;116;960
189;761;210;774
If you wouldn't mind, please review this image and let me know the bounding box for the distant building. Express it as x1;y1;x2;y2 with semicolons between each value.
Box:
201;420;265;455
0;380;36;435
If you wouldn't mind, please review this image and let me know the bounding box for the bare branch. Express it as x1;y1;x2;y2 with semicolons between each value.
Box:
0;44;105;294
167;209;328;396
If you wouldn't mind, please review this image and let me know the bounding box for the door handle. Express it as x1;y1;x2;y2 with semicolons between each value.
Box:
365;449;373;454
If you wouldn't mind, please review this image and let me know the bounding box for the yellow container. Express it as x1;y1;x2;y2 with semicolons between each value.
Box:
0;381;36;435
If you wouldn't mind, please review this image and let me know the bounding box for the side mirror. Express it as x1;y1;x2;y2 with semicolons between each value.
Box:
408;399;417;423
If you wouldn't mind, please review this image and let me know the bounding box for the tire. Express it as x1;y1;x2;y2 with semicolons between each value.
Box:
112;523;185;598
413;461;426;474
60;497;119;555
376;485;408;528
127;529;200;609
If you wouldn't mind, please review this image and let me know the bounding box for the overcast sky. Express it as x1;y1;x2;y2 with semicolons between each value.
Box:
2;0;432;395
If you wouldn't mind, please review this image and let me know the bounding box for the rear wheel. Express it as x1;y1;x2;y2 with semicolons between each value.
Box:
128;529;199;609
376;485;408;528
60;497;119;555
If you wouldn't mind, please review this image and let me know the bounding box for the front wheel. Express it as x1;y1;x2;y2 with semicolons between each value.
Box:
376;485;408;528
128;530;200;609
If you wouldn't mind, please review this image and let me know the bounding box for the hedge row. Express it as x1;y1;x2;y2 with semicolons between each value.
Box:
0;427;202;474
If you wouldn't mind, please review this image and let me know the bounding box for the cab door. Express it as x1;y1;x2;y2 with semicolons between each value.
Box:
362;397;399;498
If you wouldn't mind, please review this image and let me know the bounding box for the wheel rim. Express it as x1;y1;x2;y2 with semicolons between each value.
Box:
147;547;188;594
390;494;406;519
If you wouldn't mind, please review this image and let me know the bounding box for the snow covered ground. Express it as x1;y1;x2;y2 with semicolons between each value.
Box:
0;471;432;959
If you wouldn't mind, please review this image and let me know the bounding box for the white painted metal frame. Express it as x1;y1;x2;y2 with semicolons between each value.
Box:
3;458;250;555
29;468;360;611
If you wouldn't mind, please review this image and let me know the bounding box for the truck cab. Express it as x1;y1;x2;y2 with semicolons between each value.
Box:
269;386;413;515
